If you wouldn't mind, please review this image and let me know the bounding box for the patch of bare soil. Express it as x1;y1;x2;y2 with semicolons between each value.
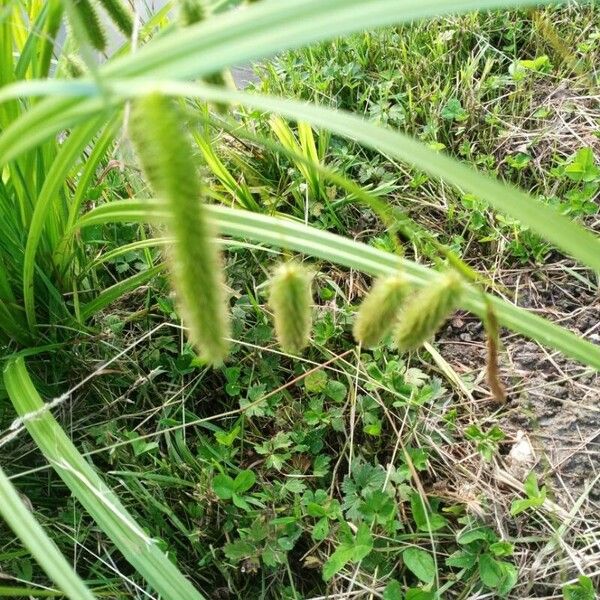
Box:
438;264;599;507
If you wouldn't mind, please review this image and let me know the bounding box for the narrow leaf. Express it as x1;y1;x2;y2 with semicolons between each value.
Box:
4;358;206;600
0;467;95;600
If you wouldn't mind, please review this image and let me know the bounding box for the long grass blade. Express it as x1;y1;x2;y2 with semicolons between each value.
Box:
0;586;64;597
75;202;600;371
79;264;164;319
213;208;600;370
150;82;600;273
3;358;207;600
0;0;562;160
0;467;95;600
2;77;598;273
22;119;103;329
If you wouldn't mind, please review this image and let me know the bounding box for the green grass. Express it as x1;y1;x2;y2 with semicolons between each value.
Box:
232;5;600;264
0;1;599;599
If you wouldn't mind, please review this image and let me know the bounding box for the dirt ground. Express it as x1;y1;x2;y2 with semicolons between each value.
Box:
438;263;600;507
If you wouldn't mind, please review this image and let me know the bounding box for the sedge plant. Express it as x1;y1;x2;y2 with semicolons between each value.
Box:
0;1;599;598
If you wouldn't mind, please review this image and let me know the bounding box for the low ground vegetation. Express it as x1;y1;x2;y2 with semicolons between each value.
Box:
0;2;598;600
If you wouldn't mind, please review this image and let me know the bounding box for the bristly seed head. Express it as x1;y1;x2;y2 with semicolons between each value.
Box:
268;262;313;354
177;0;207;25
71;0;107;51
353;274;408;348
98;0;134;37
130;93;230;366
64;54;87;78
395;272;463;352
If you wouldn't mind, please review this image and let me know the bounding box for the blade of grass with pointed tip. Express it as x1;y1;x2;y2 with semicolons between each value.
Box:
79;264;164;320
22;118;104;329
3;358;207;600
